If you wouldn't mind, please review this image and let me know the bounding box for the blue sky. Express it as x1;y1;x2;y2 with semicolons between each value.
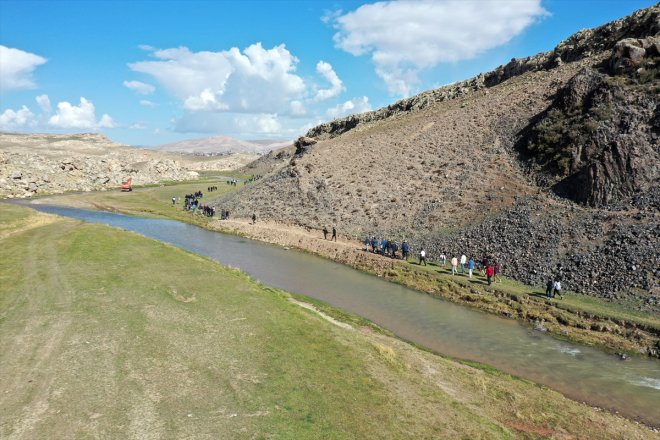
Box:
0;0;655;146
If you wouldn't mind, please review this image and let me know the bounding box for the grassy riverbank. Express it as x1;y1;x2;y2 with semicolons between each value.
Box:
32;179;660;358
1;202;658;439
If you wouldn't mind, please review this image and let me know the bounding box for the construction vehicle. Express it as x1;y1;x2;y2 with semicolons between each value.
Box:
121;177;133;192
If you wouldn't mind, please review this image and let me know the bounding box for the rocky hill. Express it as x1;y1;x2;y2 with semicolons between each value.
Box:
215;4;659;308
0;132;200;197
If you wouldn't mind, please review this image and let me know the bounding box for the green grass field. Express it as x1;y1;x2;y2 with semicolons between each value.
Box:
1;202;656;439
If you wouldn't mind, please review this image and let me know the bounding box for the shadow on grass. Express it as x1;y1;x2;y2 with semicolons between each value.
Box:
468;279;489;286
528;292;552;300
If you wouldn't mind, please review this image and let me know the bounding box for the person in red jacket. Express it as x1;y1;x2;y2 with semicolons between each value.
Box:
486;264;495;286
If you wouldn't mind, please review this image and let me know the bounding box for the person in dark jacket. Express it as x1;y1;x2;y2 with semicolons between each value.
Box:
546;279;554;298
402;241;410;260
331;227;337;241
323;227;328;240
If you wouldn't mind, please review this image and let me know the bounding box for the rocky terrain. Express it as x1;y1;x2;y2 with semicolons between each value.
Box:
215;5;659;308
0;132;200;197
0;132;267;198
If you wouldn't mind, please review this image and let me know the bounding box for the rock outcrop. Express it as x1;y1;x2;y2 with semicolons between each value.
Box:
519;65;658;207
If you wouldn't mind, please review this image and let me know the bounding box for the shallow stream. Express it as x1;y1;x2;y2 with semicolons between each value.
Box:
27;204;660;425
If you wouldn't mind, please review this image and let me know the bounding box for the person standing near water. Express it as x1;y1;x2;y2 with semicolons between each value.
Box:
460;254;467;274
172;197;176;205
451;256;458;275
486;264;495;286
467;257;475;278
419;248;427;266
252;213;256;224
323;227;328;240
331;227;337;242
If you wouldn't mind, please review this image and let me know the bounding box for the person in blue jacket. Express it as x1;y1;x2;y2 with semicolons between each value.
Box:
467;257;476;278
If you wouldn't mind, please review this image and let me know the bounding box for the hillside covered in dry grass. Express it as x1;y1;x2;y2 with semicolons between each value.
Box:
217;5;659;307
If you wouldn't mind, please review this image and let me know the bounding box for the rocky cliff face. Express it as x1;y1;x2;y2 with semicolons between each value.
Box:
520;64;658;207
0;132;199;197
216;5;659;305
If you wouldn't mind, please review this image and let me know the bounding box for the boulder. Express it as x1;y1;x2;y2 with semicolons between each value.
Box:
10;171;22;179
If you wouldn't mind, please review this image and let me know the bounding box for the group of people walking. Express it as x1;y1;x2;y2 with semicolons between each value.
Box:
179;191;215;217
363;237;412;261
439;254;503;286
360;239;506;287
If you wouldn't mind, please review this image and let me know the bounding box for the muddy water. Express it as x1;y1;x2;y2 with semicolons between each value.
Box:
29;204;660;425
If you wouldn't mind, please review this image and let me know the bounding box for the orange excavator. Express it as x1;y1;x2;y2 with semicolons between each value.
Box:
121;177;133;192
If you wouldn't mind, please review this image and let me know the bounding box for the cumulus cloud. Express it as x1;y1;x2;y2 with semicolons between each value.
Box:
129;122;147;129
313;61;345;102
0;45;47;91
36;94;52;114
129;43;306;114
123;80;155;95
326;96;372;119
48;97;114;129
0;106;35;130
331;0;547;96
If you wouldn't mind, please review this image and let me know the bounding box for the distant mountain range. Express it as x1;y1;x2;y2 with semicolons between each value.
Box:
151;135;291;155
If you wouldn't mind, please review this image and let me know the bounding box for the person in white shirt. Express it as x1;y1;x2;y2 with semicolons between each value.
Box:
553;280;563;299
439;252;447;266
419;249;427;266
460;254;467;274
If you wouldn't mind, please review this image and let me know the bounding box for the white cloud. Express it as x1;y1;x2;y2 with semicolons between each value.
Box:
331;0;547;96
139;99;157;108
129;43;306;114
129;122;147;129
313;61;344;102
0;106;35;129
123;80;155;95
36;94;51;114
326;96;372;119
0;45;47;91
48;97;115;129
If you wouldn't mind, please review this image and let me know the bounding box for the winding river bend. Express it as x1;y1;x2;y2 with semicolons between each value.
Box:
28;204;660;426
